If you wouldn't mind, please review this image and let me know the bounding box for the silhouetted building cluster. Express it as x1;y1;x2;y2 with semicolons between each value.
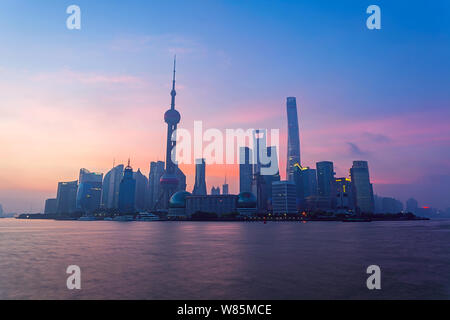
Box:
235;97;379;216
42;63;421;218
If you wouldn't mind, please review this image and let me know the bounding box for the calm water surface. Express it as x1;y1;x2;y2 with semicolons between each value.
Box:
0;218;449;300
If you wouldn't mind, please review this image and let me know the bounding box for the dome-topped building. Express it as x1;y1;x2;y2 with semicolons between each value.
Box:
169;191;191;208
168;191;192;218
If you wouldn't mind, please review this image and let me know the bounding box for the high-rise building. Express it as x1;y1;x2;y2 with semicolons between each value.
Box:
118;160;136;214
251;130;280;213
0;204;4;216
193;159;207;195
335;178;354;211
222;177;229;195
374;195;403;213
315;161;335;210
211;186;221;195
56;180;78;215
76;168;103;214
316;161;335;198
102;164;124;210
148;161;165;210
159;57;185;210
272;181;297;215
252;146;281;213
286;97;301;182
350;161;375;214
293;164;318;210
134;169;148;211
239;147;253;193
406;198;419;214
44;198;57;214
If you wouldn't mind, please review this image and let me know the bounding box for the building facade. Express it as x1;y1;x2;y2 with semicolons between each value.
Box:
272;181;297;215
211;186;220;195
134;169;148;212
185;195;238;217
406;198;418;214
293;164;318;210
44;198;58;214
286;97;301;182
76;168;103;214
222;178;229;195
239;146;253;193
102;164;124;210
335;178;354;211
56;180;78;215
350;161;375;214
148;161;165;210
316;161;335;210
118;161;136;214
193;158;207;195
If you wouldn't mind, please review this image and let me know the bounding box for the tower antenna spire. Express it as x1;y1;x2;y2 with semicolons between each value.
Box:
170;55;177;110
173;55;176;87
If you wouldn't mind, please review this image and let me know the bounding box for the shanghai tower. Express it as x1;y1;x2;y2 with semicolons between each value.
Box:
159;57;182;209
286;97;301;182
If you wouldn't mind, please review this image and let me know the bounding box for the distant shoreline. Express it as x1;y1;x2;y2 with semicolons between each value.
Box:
13;213;430;222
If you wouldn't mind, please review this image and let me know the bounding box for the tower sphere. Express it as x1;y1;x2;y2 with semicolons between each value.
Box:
164;109;181;124
160;172;179;186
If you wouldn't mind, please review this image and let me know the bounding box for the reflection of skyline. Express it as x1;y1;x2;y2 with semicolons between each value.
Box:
1;1;450;212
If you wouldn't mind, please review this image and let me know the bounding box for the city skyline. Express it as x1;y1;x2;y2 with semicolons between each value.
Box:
1;0;450;212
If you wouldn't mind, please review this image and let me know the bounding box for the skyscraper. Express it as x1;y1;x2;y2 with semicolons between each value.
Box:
118;160;136;214
134;169;148;211
286;97;301;182
316;161;335;198
211;187;220;195
350;161;375;214
272;181;297;215
251;130;280;212
239;146;253;193
406;198;419;214
76;168;103;214
56;180;78;215
316;161;335;210
148;161;165;210
193;158;207;195
335;178;354;211
159;57;185;210
222;176;229;195
44;198;57;214
293;164;318;210
102;164;124;209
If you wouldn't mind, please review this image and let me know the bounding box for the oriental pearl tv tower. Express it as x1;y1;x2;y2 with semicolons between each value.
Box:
159;57;185;210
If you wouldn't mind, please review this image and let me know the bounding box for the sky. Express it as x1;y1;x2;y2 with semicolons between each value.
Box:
0;0;449;213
